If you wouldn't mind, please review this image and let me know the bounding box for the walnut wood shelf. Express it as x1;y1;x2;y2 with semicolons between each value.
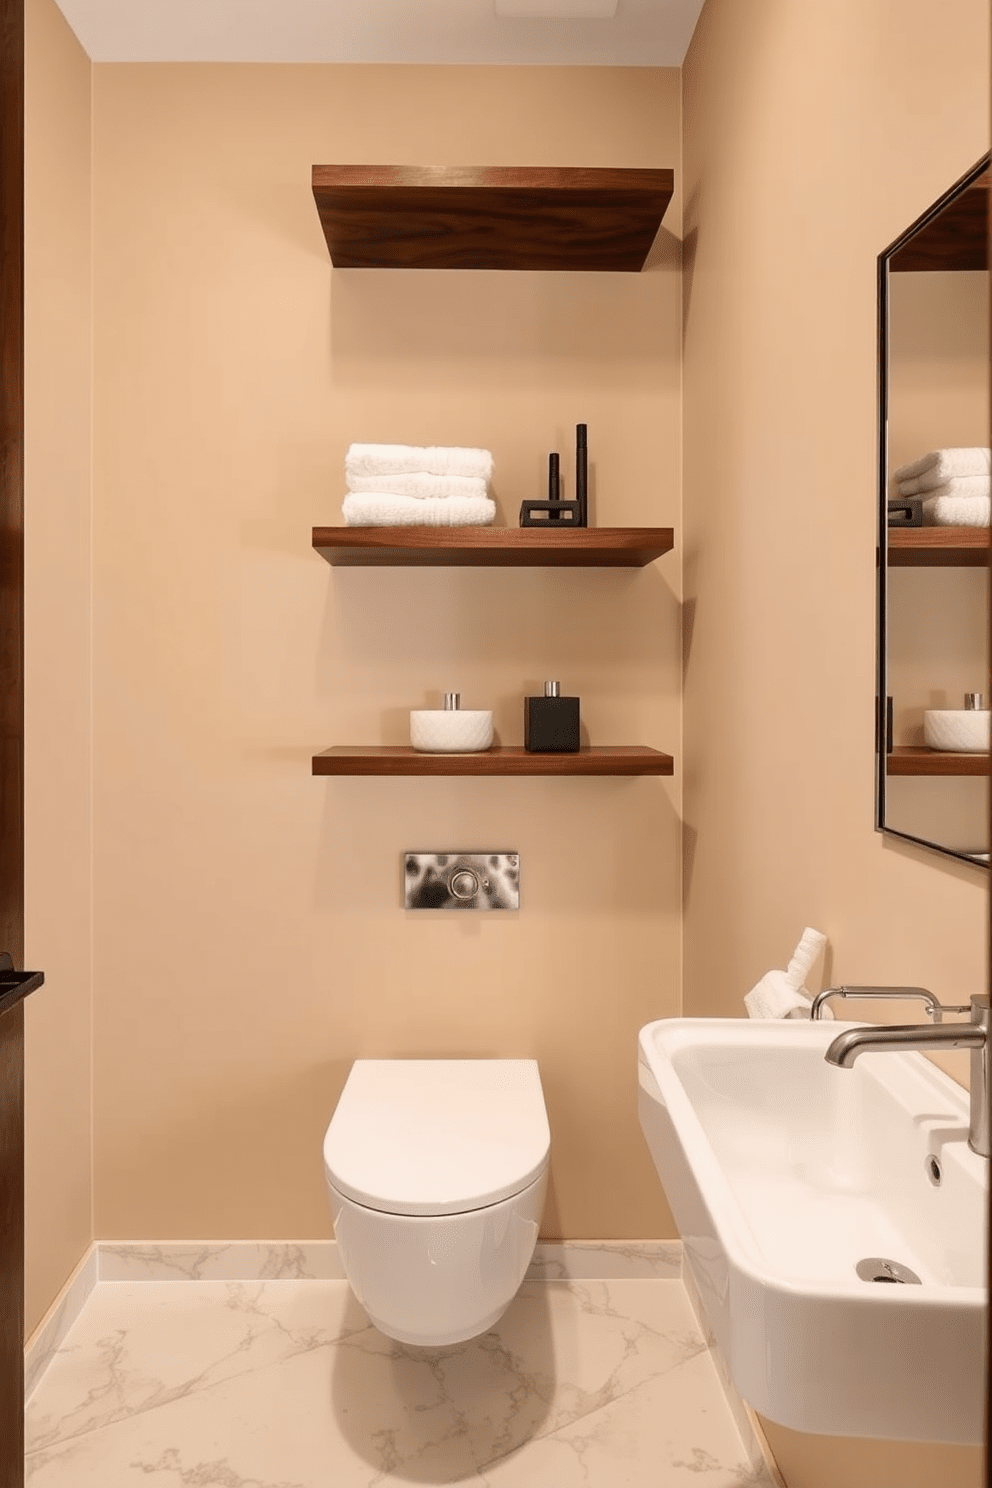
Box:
886;526;990;567
313;746;673;777
313;526;673;567
887;746;990;776
311;166;675;272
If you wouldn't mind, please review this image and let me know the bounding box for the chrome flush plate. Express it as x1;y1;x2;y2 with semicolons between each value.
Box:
404;853;519;910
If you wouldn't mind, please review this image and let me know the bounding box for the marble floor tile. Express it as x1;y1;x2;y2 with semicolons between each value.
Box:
26;1280;369;1453
26;1277;773;1488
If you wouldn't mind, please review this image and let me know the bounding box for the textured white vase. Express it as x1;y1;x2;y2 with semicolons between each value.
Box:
410;710;494;753
923;709;991;753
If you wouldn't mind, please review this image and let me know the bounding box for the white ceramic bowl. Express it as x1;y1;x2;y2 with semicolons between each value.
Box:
327;1170;547;1345
922;709;991;753
410;709;493;753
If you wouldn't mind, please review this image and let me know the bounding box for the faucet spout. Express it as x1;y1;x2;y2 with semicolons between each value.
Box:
826;1022;986;1066
824;994;990;1158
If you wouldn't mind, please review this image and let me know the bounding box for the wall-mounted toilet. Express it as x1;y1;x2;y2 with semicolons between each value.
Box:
323;1058;550;1346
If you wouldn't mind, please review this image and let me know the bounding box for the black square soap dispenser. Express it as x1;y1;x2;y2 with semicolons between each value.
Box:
524;680;580;752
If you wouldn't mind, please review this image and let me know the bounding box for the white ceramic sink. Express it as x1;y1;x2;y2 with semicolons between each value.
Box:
638;1018;988;1444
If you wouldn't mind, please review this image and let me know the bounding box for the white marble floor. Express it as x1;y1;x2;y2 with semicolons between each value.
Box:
26;1277;775;1487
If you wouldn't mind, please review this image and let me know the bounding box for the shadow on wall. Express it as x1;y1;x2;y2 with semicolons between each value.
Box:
322;565;675;668
327;264;674;372
330;1283;555;1479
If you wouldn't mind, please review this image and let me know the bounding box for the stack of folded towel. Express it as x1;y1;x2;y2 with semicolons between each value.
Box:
342;444;496;527
893;447;991;527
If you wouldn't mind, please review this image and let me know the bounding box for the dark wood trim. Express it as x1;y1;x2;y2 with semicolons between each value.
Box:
313;526;674;568
885;746;991;777
311;165;675;272
886;526;991;567
0;0;24;1481
0;0;22;971
313;744;674;777
985;116;991;1473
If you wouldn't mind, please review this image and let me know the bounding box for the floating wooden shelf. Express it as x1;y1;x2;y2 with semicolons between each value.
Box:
886;526;990;567
311;166;675;272
887;746;990;776
313;745;673;777
313;526;674;568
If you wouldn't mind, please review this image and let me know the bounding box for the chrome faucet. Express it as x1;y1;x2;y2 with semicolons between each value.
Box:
809;985;970;1023
824;993;991;1158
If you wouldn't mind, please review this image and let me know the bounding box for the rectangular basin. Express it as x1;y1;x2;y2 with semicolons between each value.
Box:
638;1018;987;1444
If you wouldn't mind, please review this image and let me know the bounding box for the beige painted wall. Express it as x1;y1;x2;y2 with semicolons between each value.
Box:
89;64;682;1242
23;0;94;1337
682;1;988;1483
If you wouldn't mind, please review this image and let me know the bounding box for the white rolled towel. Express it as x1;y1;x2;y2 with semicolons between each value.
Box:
922;495;991;527
345;443;494;483
897;471;991;498
347;472;489;501
744;927;829;1020
342;493;496;527
894;447;991;483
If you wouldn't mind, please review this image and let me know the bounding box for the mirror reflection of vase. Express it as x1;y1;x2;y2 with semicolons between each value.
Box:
877;156;991;867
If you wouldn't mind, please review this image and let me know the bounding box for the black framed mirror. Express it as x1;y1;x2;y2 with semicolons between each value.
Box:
877;156;990;867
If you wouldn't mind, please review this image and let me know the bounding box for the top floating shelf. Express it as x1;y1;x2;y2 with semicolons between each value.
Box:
313;526;674;568
311;165;675;272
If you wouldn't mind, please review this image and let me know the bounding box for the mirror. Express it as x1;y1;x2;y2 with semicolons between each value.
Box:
877;157;990;866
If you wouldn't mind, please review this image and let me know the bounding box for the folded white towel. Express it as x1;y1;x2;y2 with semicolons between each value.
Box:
342;493;496;527
345;443;495;483
897;472;991;498
922;495;991;527
347;472;489;501
894;447;991;483
744;927;829;1020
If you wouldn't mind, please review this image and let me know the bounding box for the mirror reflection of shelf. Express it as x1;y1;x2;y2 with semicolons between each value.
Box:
886;746;990;776
886;526;990;567
888;168;989;273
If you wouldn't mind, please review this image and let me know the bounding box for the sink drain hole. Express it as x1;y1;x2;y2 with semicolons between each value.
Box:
926;1155;942;1186
855;1257;922;1285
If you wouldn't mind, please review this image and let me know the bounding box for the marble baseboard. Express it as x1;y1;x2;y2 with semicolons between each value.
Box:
24;1247;98;1401
528;1240;682;1279
97;1241;348;1283
95;1238;682;1284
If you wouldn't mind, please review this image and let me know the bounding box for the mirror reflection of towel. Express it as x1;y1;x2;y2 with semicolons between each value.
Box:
894;447;991;484
921;495;991;527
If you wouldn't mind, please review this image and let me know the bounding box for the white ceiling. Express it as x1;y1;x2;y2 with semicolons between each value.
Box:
52;0;706;65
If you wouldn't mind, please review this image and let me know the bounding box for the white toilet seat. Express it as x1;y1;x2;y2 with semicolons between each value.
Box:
323;1058;550;1217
